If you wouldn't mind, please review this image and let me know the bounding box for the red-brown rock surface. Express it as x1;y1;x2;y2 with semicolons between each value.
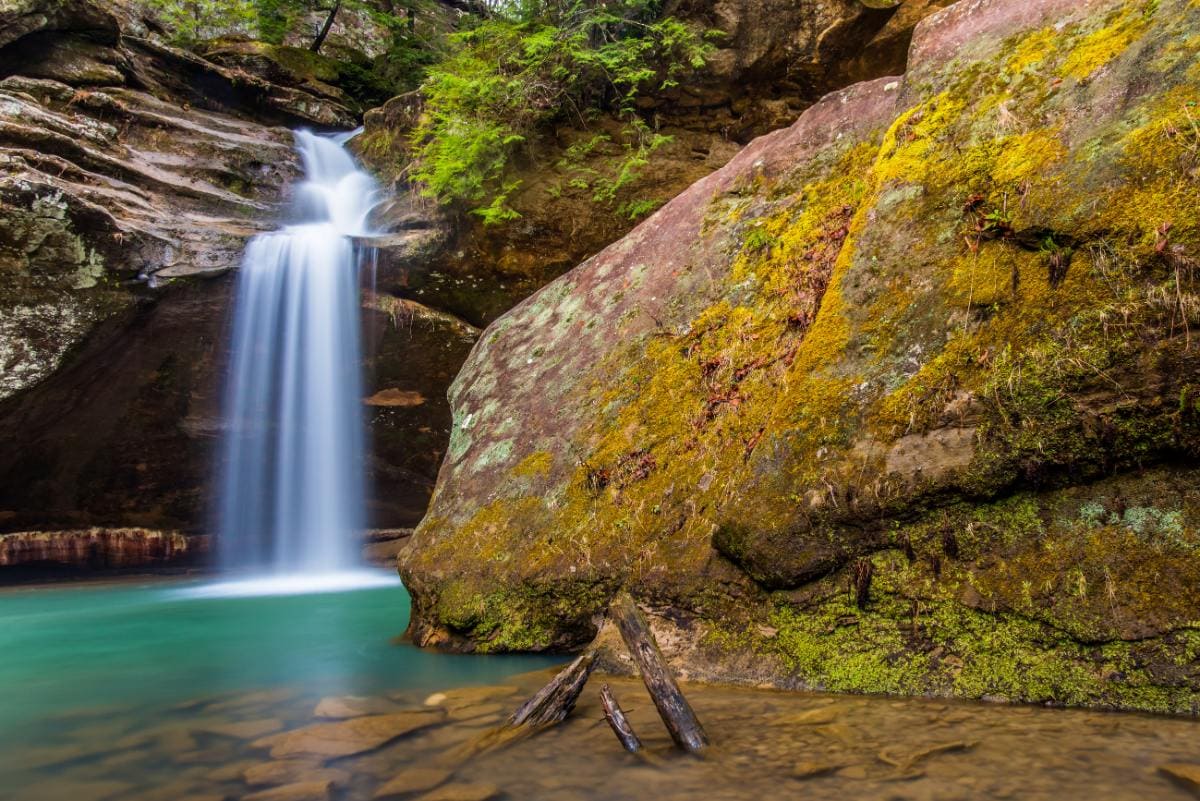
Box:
0;527;205;568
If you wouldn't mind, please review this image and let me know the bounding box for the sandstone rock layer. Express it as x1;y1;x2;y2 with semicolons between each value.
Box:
0;527;205;568
0;2;471;545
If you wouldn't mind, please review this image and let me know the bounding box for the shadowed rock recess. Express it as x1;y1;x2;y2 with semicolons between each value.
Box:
401;0;1200;712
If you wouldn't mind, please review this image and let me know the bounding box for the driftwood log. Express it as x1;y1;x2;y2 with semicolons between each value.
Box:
600;683;643;753
462;652;598;757
508;651;596;727
611;593;709;752
483;593;707;756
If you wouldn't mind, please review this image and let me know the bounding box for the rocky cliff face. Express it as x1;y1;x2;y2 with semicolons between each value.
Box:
0;1;466;558
0;1;298;543
401;0;1200;713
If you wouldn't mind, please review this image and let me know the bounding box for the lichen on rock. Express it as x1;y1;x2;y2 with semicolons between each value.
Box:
400;0;1200;713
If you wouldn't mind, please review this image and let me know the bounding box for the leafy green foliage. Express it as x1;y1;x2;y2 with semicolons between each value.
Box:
147;0;713;223
145;0;260;43
408;0;713;222
364;10;443;95
146;0;440;104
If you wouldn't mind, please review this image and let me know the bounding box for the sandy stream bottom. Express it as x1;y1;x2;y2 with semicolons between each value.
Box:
7;665;1200;801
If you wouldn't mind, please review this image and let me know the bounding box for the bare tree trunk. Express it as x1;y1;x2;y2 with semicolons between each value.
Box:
311;0;343;53
610;593;709;753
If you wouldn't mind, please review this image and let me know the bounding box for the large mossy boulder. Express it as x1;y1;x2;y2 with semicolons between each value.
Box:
401;0;1200;712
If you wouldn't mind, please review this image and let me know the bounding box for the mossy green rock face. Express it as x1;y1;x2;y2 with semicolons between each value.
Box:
401;0;1200;712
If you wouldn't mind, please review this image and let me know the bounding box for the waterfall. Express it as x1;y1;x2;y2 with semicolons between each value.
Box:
203;130;394;596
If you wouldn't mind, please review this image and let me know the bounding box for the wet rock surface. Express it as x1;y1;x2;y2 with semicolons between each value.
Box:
0;2;471;551
0;3;300;542
253;709;446;759
0;527;205;568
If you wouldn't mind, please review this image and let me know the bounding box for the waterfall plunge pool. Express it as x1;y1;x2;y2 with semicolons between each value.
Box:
0;577;561;797
7;130;1200;800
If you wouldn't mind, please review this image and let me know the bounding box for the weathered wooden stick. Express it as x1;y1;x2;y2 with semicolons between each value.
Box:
600;683;643;753
460;652;597;758
507;651;596;728
611;593;709;752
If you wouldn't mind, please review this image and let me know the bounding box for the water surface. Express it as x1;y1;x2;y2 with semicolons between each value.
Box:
0;578;557;774
3;578;1200;801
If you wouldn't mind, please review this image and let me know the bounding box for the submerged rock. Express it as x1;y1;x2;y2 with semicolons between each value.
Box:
196;718;284;740
255;710;446;759
1159;764;1200;796
313;695;403;720
413;784;500;801
373;768;453;799
400;0;1200;712
243;761;352;789
243;781;334;801
791;761;841;780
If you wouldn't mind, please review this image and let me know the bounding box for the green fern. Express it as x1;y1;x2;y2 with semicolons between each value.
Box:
408;0;713;223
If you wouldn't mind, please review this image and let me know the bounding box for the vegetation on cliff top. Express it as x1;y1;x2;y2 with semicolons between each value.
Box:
407;0;716;223
150;0;714;223
146;0;439;101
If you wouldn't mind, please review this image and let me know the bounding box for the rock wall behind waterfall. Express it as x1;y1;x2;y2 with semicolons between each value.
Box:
0;2;464;563
400;0;1200;713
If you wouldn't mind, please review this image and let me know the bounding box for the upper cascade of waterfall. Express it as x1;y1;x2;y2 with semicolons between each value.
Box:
290;129;378;236
196;129;395;598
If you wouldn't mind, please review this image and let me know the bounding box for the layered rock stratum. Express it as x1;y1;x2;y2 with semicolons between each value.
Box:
401;0;1200;712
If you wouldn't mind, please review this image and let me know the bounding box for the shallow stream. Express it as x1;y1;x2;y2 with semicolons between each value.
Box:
3;578;1200;801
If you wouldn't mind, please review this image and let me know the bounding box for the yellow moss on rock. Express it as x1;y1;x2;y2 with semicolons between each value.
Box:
1059;2;1155;81
1005;27;1057;75
873;92;966;187
511;450;554;478
991;129;1067;186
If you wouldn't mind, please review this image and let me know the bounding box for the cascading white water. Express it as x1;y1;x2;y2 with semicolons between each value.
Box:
201;130;396;596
